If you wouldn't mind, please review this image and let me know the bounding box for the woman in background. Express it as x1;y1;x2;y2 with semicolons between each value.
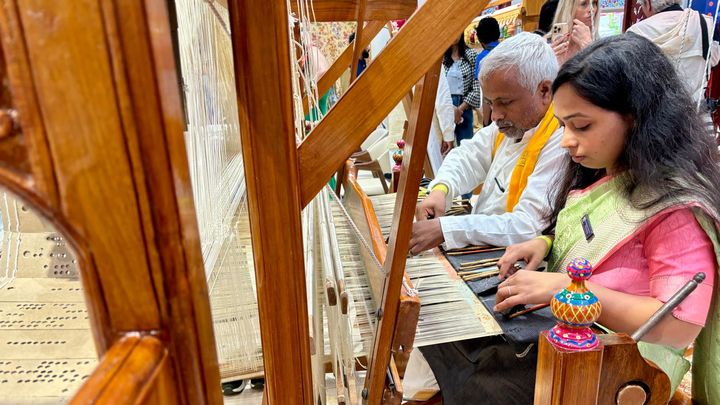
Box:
442;33;482;145
550;0;600;64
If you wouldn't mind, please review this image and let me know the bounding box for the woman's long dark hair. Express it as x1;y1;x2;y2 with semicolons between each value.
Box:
546;33;720;231
442;33;470;68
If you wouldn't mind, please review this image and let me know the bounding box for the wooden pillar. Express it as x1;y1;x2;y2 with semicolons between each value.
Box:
534;332;603;405
227;1;313;404
535;333;672;405
364;62;441;404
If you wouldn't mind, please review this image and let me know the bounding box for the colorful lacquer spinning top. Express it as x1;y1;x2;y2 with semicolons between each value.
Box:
548;258;601;351
392;139;405;168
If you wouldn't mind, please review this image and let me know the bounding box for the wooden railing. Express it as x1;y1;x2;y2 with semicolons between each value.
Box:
71;335;176;405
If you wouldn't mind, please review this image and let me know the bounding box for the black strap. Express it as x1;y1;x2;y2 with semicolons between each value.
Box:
699;11;710;61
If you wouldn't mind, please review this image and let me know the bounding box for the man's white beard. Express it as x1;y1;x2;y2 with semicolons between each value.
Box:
503;127;526;140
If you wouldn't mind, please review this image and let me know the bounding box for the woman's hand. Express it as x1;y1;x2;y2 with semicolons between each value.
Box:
571;19;593;49
494;270;567;313
497;238;548;280
551;33;570;64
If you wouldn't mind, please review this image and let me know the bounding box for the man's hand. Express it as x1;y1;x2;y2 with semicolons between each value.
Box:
441;141;454;156
409;218;445;255
415;190;446;221
453;106;463;124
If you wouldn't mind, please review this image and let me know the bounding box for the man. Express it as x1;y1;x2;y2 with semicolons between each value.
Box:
474;17;501;79
409;32;566;254
348;32;371;77
628;0;720;104
404;32;567;403
474;17;501;127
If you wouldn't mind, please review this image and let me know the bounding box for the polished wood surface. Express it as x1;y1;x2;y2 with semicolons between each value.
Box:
228;0;313;404
350;0;368;82
343;164;420;377
18;0;160;333
535;332;671;405
597;334;670;405
298;0;491;207
0;0;553;403
289;0;416;22
71;337;141;405
0;0;56;202
535;332;603;405
0;0;223;403
365;63;441;404
217;0;415;21
72;335;169;404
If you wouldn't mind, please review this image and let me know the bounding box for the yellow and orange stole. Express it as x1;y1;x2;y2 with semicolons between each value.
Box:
491;104;559;211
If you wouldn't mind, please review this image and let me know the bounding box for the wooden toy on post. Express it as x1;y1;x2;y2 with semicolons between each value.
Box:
548;258;601;351
535;258;672;405
535;258;605;405
391;139;405;192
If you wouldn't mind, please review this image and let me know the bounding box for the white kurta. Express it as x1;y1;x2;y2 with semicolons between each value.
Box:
628;9;720;104
427;69;458;174
428;122;566;248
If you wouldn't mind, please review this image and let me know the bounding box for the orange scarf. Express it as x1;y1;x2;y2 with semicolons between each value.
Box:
492;104;559;211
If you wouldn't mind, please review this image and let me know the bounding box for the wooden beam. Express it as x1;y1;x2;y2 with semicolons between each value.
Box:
228;1;313;404
289;0;415;22
125;0;224;402
16;0;162;333
216;0;415;21
298;0;491;207
350;1;368;82
0;0;58;205
71;336;172;405
364;61;440;404
302;20;384;115
71;336;142;404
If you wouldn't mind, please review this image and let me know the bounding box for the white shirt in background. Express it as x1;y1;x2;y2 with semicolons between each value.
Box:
628;9;720;103
427;69;457;174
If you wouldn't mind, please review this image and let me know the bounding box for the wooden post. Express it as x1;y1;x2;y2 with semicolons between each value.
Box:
228;1;313;404
535;333;672;405
364;61;441;404
350;0;368;82
1;0;224;402
534;331;603;405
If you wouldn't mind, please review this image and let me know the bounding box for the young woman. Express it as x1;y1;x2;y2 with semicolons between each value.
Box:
497;33;720;399
442;33;481;144
550;0;600;64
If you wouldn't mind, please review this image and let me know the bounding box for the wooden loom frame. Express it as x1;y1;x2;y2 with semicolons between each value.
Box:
0;0;490;404
228;0;491;403
0;0;685;403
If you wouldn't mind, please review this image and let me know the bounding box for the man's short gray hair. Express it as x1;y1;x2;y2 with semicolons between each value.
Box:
637;0;681;11
478;32;558;93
